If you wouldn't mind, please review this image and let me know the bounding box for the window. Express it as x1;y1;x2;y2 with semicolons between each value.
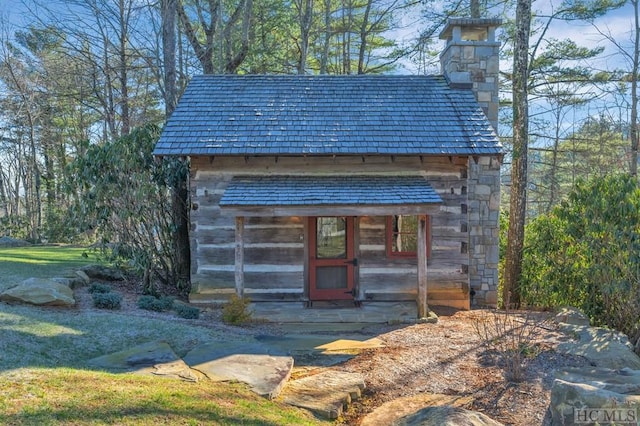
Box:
386;215;431;259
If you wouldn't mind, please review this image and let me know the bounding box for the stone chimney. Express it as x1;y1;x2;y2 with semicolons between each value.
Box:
439;18;502;130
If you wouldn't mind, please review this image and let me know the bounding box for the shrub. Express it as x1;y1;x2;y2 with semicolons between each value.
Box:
473;310;544;382
137;295;175;312
174;303;200;319
92;292;122;310
88;283;112;294
520;174;640;353
222;295;252;325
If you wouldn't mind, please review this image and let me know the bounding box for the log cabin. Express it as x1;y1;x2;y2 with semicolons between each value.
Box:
153;18;503;322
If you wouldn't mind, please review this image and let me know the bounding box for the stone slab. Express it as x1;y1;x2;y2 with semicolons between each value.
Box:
280;371;365;419
361;393;474;426
256;334;384;355
255;334;384;367
396;405;504;426
184;341;293;399
86;340;199;382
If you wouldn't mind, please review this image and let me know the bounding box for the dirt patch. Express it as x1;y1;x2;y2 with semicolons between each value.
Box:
73;281;589;425
332;311;591;425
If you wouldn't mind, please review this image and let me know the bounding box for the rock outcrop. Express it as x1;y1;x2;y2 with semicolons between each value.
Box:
557;324;640;370
550;368;640;425
550;307;640;425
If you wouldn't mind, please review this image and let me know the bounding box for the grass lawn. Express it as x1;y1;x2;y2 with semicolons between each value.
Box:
0;246;101;291
0;246;328;425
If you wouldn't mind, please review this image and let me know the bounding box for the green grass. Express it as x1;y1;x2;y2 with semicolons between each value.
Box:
0;246;329;425
0;368;323;425
0;246;101;291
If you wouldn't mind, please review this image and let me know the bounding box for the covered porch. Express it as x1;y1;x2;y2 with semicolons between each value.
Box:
219;175;443;321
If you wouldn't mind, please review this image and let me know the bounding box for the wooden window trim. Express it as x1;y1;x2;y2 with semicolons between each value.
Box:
385;215;431;259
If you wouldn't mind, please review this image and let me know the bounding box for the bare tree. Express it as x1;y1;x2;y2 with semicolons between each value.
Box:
176;0;253;74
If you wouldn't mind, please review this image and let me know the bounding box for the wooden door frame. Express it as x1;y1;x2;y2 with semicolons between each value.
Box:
308;216;357;301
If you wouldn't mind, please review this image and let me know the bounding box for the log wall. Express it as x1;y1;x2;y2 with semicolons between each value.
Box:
188;155;475;309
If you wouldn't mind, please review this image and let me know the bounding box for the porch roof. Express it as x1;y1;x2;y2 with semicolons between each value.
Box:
219;175;442;217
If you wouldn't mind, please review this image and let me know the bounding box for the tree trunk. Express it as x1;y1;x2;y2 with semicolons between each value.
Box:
357;0;372;74
470;0;480;18
163;0;191;291
296;0;313;74
118;0;131;136
503;0;531;308
162;0;178;117
320;0;331;74
631;0;639;176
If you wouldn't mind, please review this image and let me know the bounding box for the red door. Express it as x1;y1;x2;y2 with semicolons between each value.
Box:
309;217;356;301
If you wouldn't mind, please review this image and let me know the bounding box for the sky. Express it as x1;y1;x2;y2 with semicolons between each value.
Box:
1;0;635;71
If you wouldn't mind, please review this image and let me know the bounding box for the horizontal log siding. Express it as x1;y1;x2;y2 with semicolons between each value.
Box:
189;155;469;307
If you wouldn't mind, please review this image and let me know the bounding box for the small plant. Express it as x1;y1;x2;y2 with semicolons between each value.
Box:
222;294;252;325
472;309;545;382
92;292;122;310
88;283;112;294
174;303;200;319
137;295;175;312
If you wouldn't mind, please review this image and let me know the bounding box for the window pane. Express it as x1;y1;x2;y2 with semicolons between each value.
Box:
316;217;346;258
391;215;417;253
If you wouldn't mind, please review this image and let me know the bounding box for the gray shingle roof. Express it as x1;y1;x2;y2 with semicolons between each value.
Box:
219;175;443;206
154;74;501;156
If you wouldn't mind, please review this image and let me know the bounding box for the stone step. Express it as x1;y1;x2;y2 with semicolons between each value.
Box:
279;371;366;419
183;341;294;399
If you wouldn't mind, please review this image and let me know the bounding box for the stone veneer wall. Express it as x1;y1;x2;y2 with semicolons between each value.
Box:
468;156;501;306
440;18;502;306
439;18;501;129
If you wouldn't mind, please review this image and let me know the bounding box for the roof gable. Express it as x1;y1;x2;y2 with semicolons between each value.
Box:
154;75;502;156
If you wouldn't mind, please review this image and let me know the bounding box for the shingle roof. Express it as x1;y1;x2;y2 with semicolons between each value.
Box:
219;176;443;206
154;74;501;156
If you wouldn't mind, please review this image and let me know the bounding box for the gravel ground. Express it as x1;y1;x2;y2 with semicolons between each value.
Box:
76;281;590;426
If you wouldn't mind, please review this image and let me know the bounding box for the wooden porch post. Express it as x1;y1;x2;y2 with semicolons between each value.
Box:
235;216;245;297
417;214;428;318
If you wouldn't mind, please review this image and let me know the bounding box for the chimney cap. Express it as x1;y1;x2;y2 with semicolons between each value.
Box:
439;18;502;41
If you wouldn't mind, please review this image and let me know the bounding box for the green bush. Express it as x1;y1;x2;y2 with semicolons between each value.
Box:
88;283;112;294
92;292;122;310
520;174;640;349
174;303;200;319
222;295;252;325
137;295;175;312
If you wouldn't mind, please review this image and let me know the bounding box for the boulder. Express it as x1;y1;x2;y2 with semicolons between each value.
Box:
550;368;640;425
0;236;30;247
75;270;91;284
554;307;590;327
79;264;124;281
51;276;86;290
0;278;75;306
557;324;640;370
395;405;504;426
